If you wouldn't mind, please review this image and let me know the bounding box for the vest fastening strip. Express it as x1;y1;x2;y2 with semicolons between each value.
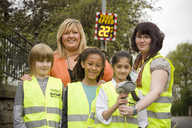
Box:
89;112;95;120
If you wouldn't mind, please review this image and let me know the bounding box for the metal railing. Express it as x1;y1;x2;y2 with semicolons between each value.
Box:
0;28;33;85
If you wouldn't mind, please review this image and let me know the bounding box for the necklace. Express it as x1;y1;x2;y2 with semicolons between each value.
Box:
66;54;78;70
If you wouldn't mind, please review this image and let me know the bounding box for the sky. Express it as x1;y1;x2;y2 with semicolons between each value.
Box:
146;0;192;56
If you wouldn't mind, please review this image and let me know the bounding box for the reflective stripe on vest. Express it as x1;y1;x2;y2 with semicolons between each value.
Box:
23;76;63;127
24;106;62;115
154;96;172;103
25;119;59;128
93;115;138;124
141;54;175;128
68;114;89;121
126;116;138;124
147;111;171;119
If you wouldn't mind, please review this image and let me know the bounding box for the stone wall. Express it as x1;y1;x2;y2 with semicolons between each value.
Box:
0;85;16;128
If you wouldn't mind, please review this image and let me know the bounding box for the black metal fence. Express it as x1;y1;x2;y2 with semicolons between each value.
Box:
0;29;33;84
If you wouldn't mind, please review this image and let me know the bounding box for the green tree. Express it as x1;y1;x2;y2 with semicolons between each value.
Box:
167;43;192;116
40;0;155;56
1;0;155;52
0;0;158;84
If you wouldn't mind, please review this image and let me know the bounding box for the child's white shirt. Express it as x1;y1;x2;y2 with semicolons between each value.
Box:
95;78;148;127
95;79;116;124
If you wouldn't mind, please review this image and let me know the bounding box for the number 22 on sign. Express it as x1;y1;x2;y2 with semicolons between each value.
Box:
98;25;110;38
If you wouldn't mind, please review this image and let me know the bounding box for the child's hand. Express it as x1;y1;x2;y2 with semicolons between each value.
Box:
119;93;128;99
119;105;134;116
116;93;128;108
20;74;32;81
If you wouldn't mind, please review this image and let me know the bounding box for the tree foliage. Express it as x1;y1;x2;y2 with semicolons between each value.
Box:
167;42;192;115
0;0;155;54
0;0;158;83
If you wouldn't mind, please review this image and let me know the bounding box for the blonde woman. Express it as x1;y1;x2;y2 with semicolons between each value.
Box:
22;18;113;87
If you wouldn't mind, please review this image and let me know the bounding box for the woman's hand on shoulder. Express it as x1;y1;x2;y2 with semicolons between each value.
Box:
20;74;32;81
98;80;106;85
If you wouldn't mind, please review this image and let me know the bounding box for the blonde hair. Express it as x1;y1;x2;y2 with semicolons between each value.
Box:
56;18;87;57
29;43;54;75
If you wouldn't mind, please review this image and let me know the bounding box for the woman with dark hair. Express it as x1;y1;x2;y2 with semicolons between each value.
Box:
118;22;175;128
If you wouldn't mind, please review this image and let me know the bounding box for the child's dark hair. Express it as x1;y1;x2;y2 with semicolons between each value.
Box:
111;51;132;81
73;47;105;82
112;51;140;102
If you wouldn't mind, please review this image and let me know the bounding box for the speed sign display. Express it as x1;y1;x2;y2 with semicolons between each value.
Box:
94;12;117;41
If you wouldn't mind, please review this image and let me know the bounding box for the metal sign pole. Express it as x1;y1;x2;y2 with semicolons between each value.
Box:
101;0;106;51
102;0;106;13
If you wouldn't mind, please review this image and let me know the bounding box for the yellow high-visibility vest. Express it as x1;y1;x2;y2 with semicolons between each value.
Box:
88;81;138;128
68;82;96;128
23;76;63;128
140;54;175;128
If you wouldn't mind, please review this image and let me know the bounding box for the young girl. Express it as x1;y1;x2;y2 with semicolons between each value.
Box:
62;47;106;128
14;43;64;128
95;51;148;128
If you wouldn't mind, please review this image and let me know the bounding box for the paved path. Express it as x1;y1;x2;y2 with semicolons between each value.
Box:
172;116;192;128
